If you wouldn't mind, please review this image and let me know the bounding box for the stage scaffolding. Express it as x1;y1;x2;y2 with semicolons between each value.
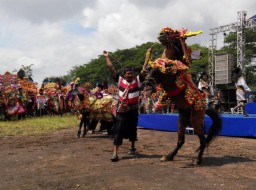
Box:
208;11;256;87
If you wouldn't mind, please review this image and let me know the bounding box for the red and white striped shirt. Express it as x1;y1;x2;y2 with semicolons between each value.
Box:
116;75;144;105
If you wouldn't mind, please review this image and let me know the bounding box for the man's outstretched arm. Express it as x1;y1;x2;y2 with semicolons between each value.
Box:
103;50;117;78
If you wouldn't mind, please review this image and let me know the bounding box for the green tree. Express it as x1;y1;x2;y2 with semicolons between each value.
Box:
63;42;164;87
62;42;211;87
188;44;209;83
17;64;34;81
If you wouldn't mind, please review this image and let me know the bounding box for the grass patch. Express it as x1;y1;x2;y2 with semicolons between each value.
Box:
0;114;79;137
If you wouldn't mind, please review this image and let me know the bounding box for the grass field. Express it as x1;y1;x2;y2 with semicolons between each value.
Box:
0;114;78;137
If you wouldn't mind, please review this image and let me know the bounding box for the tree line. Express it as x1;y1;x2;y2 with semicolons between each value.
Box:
43;29;256;90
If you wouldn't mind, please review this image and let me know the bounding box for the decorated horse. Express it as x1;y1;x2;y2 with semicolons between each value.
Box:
74;87;116;122
6;95;26;119
144;27;222;165
43;83;66;116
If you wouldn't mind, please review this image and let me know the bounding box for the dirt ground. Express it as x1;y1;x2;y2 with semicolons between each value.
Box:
0;126;256;190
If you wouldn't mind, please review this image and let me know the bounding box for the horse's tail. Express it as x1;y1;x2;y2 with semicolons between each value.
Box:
205;108;222;147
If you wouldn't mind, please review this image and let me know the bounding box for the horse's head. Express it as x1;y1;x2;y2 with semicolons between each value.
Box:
157;27;184;60
157;27;180;46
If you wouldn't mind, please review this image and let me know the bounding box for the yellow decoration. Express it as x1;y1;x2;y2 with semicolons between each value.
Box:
185;30;203;37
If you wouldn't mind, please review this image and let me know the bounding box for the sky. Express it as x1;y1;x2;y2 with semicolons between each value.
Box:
0;0;255;85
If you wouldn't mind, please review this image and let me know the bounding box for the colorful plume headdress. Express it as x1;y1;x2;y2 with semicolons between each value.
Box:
160;27;203;38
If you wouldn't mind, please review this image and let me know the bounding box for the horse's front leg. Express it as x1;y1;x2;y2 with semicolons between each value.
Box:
160;111;188;161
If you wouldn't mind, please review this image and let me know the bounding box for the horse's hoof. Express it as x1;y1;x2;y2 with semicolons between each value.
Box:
197;158;203;165
193;158;202;165
160;155;172;162
160;155;168;162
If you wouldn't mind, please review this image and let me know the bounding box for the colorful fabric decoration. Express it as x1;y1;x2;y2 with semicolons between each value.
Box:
149;58;206;111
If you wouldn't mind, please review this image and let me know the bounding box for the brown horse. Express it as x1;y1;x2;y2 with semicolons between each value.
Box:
144;27;222;165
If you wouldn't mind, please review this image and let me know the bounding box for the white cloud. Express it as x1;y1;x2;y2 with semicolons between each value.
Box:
0;0;255;85
0;0;95;23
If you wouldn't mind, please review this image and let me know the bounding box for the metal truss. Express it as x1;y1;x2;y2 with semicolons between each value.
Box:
208;11;256;86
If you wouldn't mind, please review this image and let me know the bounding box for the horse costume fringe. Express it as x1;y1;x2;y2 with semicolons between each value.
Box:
149;57;206;111
72;92;116;122
88;95;116;121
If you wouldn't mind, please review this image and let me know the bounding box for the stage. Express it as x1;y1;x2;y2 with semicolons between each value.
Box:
138;113;256;138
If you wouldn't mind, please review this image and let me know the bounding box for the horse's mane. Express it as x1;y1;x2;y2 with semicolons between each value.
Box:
169;41;184;61
148;68;177;92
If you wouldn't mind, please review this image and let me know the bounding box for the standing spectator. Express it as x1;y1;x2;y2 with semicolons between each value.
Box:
26;91;35;117
231;67;251;116
17;87;26;119
139;87;148;114
94;84;104;99
36;89;47;116
213;90;223;113
103;50;147;162
146;96;154;114
0;91;7;120
65;83;75;113
57;90;66;116
198;72;214;108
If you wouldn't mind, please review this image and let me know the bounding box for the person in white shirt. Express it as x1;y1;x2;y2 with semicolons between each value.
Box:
198;72;214;108
231;67;251;116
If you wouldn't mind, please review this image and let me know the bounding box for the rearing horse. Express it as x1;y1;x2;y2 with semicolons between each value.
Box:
144;27;222;165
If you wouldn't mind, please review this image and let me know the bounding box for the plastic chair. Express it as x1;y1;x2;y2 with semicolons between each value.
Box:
186;126;194;135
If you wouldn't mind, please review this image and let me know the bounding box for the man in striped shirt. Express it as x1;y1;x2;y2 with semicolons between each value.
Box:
103;50;147;162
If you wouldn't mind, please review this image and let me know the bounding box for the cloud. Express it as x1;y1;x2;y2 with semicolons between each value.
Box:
0;0;95;23
0;0;255;85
